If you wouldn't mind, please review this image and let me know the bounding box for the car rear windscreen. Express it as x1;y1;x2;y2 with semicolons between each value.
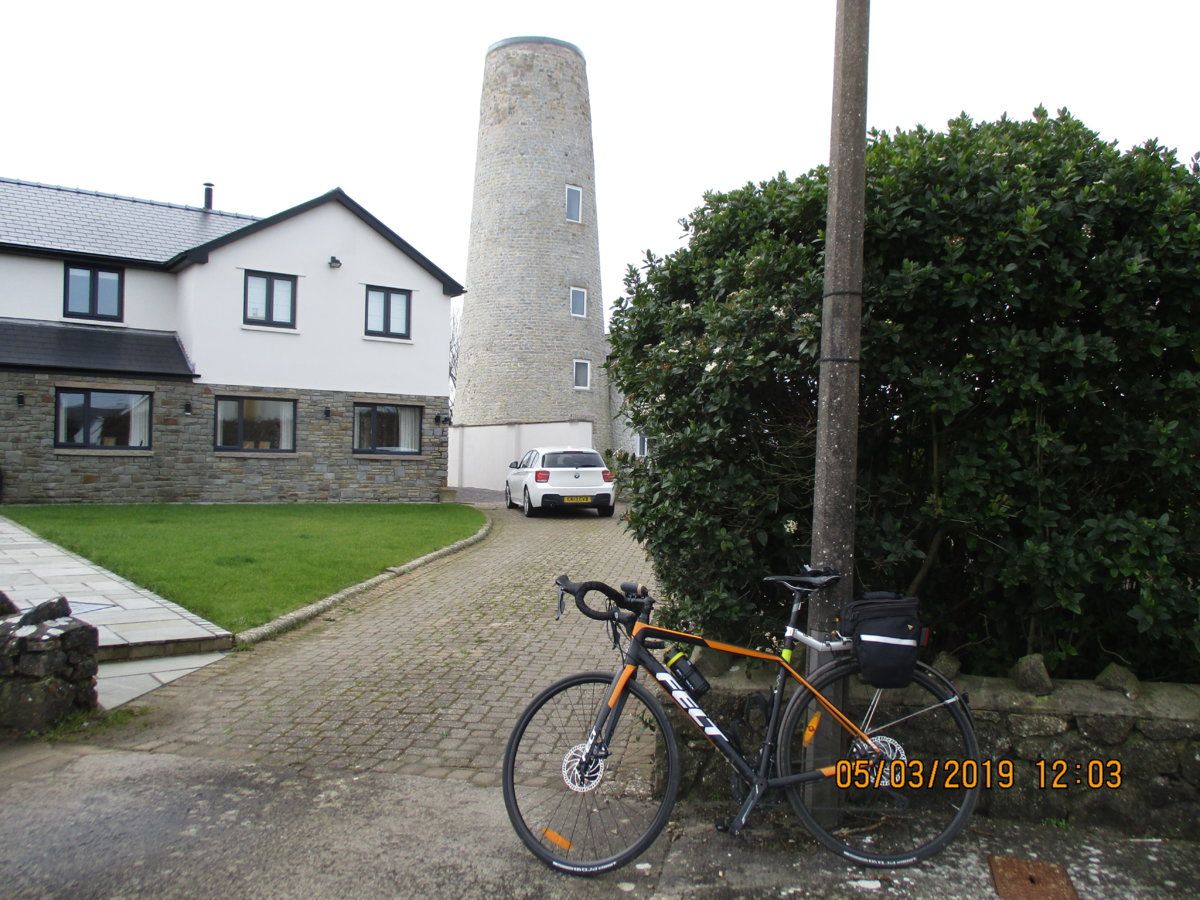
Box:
543;452;604;468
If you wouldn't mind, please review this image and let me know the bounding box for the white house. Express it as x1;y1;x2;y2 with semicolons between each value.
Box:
0;177;464;504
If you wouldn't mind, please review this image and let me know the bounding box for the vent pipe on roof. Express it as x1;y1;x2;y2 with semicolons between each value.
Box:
203;183;214;210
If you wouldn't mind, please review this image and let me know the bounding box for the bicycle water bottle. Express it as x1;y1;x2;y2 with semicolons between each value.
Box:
665;649;710;698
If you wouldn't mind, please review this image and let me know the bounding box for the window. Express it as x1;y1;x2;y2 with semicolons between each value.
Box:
573;359;591;390
64;264;123;321
637;433;652;458
566;184;582;223
543;451;604;468
56;389;151;449
353;404;421;454
215;397;295;450
570;287;587;318
365;286;411;338
244;271;297;328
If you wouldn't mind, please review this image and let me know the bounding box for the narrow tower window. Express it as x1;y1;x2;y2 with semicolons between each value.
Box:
566;185;582;223
570;287;587;317
573;359;591;389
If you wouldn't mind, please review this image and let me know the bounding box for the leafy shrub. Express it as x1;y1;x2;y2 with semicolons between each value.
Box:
609;109;1199;681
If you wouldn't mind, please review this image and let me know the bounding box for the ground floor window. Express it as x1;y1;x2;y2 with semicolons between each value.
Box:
56;389;152;449
353;404;421;454
215;397;295;450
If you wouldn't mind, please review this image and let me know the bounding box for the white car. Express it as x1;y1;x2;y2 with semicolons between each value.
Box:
505;447;616;517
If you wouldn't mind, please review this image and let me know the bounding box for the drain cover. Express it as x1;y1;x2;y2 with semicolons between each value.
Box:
989;855;1078;900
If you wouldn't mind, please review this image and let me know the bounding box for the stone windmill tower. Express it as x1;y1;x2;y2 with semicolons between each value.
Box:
449;36;612;489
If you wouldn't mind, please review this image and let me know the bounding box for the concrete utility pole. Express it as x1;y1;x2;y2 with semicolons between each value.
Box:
808;0;870;659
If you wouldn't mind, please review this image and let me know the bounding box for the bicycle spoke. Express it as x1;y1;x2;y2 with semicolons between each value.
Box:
503;672;679;873
778;661;979;866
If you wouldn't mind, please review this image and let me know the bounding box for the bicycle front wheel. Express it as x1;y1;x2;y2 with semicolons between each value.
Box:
777;660;980;867
502;671;680;875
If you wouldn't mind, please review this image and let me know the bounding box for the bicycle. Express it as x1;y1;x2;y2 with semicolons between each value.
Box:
501;569;980;875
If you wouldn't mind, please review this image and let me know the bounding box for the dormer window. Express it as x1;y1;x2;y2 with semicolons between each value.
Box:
64;264;123;321
566;185;582;223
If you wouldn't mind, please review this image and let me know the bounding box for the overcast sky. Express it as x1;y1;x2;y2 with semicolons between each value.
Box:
5;1;1197;322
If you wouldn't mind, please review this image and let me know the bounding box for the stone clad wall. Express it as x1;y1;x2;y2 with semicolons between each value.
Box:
456;37;612;450
0;371;449;504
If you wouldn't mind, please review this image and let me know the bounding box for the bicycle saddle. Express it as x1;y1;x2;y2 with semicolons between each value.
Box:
763;570;842;591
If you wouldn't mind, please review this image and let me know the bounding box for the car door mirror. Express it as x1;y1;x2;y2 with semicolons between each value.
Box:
509;461;520;469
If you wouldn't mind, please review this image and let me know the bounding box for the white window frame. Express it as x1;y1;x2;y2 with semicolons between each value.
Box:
573;359;591;390
566;184;583;223
570;286;587;318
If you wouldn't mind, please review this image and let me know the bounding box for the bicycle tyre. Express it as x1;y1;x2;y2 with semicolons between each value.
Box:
776;660;980;867
502;671;680;875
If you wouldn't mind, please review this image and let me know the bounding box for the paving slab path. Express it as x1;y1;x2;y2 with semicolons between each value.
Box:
90;504;654;784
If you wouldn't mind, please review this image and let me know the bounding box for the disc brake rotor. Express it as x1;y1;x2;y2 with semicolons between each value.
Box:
562;743;605;793
851;735;906;786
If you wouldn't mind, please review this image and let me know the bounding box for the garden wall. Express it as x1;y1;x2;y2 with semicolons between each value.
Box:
672;656;1199;837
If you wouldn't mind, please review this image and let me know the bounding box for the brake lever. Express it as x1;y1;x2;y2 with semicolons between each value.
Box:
556;588;566;621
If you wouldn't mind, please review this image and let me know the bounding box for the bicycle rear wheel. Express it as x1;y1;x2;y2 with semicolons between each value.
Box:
777;660;979;867
502;671;680;875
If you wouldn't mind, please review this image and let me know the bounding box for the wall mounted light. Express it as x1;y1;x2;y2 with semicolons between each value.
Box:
16;393;25;407
324;407;332;418
328;256;342;269
434;413;452;425
183;401;193;416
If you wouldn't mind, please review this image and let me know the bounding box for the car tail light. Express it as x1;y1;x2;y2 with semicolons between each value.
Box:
602;469;614;483
535;470;550;483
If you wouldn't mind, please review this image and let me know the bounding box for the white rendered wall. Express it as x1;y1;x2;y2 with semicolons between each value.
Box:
449;421;594;489
177;202;452;396
0;251;179;331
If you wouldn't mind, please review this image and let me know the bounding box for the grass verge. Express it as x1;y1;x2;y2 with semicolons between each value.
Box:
3;503;485;632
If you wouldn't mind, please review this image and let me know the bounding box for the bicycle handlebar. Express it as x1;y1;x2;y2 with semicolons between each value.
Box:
555;575;645;621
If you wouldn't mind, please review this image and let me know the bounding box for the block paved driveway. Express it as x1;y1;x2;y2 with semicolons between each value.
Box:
95;505;656;787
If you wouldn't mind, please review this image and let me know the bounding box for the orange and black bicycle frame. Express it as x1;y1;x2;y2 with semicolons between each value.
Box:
586;617;877;838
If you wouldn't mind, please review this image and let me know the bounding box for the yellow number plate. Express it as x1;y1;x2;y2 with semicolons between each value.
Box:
563;496;592;504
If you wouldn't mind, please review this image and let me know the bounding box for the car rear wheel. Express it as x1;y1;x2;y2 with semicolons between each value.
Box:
505;483;517;509
523;489;537;517
598;504;615;518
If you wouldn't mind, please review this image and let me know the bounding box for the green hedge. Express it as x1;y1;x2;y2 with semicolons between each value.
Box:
609;109;1199;681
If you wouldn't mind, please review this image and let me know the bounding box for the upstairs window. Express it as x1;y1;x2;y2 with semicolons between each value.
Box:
215;396;295;451
64;264;123;321
570;287;587;318
55;389;151;448
566;184;582;223
365;286;411;338
573;359;591;390
353;404;421;454
244;271;296;328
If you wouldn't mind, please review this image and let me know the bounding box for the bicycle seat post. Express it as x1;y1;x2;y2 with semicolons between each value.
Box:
780;586;808;667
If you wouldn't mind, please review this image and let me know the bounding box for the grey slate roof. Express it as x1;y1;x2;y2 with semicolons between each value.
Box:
0;177;465;295
0;317;197;379
0;177;257;265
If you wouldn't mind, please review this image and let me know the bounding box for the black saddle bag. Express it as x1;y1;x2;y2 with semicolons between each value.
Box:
839;591;922;688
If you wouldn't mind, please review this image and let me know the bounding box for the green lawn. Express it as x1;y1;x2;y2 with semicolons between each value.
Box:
3;503;486;632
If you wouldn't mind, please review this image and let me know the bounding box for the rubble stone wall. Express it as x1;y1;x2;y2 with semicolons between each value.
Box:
1;612;99;734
